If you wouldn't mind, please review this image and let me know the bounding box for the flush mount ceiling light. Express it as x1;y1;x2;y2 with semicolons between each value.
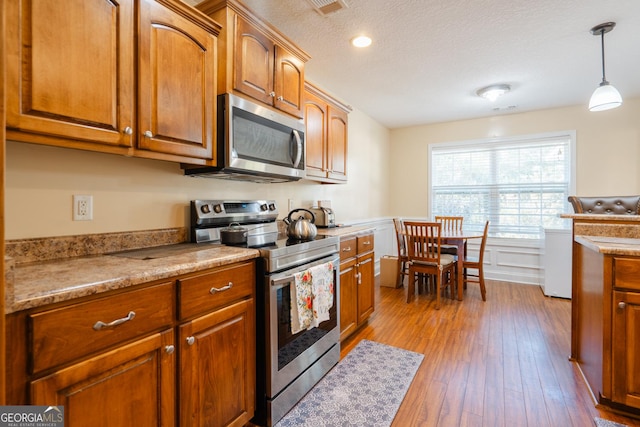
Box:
589;22;622;112
476;84;511;102
351;35;372;48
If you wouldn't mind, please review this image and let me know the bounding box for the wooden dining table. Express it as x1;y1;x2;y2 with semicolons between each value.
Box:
441;228;484;301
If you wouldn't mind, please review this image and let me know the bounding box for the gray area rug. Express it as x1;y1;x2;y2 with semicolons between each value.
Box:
595;417;629;427
275;339;424;427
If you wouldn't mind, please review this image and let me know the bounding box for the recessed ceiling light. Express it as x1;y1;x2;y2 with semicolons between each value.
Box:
351;35;372;48
477;84;511;102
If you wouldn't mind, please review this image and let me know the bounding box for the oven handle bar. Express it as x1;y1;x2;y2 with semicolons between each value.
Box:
269;254;339;290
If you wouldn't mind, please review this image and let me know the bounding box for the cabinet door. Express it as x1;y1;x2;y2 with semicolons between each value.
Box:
339;258;358;341
327;106;348;181
612;290;640;408
6;0;135;147
234;17;275;106
138;0;216;160
179;298;255;427
304;90;328;178
357;251;376;324
274;46;305;118
31;330;175;427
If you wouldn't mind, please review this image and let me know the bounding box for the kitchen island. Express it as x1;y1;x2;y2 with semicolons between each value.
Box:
564;214;640;417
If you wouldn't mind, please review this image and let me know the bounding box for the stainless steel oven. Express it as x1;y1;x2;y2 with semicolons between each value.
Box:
190;200;341;427
257;248;340;426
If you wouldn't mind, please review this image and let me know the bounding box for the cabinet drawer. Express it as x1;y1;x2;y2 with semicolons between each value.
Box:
357;233;374;254
178;261;255;320
613;258;640;291
340;237;357;260
29;282;174;373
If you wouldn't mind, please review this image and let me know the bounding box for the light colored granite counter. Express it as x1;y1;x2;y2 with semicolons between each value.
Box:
574;235;640;256
316;225;375;238
5;228;259;314
561;213;640;222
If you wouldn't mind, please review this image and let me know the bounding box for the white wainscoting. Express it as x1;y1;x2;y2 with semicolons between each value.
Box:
349;218;545;286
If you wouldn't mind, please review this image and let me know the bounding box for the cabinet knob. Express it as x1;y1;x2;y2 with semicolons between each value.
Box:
269;91;276;98
618;301;627;309
165;345;175;355
144;130;153;138
186;336;195;346
123;126;133;135
277;95;284;101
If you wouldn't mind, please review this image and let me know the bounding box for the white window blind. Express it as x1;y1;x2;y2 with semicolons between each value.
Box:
430;133;573;238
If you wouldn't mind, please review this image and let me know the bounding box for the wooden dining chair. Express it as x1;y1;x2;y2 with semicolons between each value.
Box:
435;216;464;255
392;218;409;287
462;220;490;301
404;221;457;309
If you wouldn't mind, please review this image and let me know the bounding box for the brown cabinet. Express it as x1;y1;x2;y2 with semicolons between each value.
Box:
198;0;310;118
177;262;256;427
573;243;640;415
6;260;256;427
6;0;219;164
304;82;351;183
339;232;375;341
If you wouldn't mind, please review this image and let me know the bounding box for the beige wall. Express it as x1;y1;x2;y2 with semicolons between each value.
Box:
389;97;640;217
6;108;391;240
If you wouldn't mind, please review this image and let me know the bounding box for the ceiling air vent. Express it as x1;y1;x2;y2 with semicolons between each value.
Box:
306;0;348;16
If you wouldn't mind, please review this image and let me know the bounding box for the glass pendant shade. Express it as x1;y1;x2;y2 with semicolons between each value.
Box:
589;82;622;111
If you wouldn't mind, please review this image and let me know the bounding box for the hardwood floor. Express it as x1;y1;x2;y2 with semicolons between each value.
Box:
340;279;640;427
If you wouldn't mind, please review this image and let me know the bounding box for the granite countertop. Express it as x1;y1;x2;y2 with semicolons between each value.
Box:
561;213;640;222
5;229;260;314
316;225;375;237
575;235;640;256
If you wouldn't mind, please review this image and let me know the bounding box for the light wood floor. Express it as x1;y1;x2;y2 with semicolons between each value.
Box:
340;279;640;427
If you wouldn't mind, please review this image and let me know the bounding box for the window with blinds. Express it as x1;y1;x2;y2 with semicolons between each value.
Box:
429;132;574;238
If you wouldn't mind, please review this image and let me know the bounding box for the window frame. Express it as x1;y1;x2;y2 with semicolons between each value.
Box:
427;131;576;239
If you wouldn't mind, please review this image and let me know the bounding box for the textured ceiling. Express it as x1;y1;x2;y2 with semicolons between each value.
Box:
187;0;640;129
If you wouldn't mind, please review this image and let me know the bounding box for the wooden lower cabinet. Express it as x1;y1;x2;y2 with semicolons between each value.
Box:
31;329;176;427
612;290;640;409
339;232;375;341
5;260;256;427
179;298;255;427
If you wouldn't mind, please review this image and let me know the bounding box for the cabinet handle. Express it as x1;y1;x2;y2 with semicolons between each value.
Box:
123;126;133;135
357;272;362;285
618;301;627;309
269;91;276;98
144;130;153;138
342;246;352;252
93;311;136;331
165;345;175;355
210;282;233;294
277;95;284;101
186;336;195;346
363;241;371;245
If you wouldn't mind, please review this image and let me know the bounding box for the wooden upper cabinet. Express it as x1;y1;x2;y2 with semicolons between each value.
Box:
138;0;217;161
6;0;135;147
199;0;309;118
6;0;220;164
304;82;351;183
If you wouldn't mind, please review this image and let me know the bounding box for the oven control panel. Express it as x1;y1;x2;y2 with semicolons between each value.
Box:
191;199;279;228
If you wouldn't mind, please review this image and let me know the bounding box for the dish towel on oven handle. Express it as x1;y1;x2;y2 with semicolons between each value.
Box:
290;261;334;335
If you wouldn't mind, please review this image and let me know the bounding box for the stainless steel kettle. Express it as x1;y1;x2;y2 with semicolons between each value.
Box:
283;208;318;241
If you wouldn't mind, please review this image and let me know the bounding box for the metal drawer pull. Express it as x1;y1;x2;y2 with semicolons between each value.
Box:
186;336;195;346
210;282;233;294
165;345;175;355
93;311;136;331
618;301;626;309
144;130;153;138
342;246;352;252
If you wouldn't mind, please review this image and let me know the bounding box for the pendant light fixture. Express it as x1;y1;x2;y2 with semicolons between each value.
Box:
588;22;622;112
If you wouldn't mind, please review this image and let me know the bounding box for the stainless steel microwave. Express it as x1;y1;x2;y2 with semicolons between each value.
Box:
184;93;305;183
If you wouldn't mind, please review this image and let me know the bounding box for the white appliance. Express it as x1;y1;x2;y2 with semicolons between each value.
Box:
543;228;572;299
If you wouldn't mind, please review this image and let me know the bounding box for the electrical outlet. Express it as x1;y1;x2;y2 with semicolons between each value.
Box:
288;199;295;211
73;195;93;221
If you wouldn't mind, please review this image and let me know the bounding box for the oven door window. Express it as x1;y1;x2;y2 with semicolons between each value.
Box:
275;272;337;370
